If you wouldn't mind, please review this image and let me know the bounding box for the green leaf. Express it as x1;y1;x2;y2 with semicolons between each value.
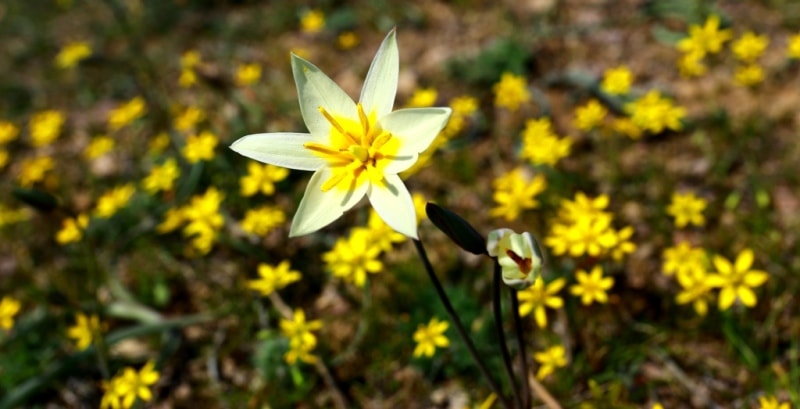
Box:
12;188;59;212
425;202;486;255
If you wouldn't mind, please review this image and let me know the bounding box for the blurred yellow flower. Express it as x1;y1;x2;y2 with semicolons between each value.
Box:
148;132;171;154
787;33;800;59
108;96;147;132
490;168;546;221
574;99;608;132
323;228;383;288
83;135;115;160
337;31;360;50
570;266;614;305
610;117;643;140
758;396;790;409
0;296;21;330
179;69;198;88
707;248;768;310
247;260;301;296
182;130;218;163
156;207;185;234
142;158;180;194
182;188;224;255
0;150;8;170
300;9;325;33
519;118;572;167
56;214;89;245
734;64;764;87
675;267;714;316
240;162;289;197
240;205;286;236
235;63;261;87
173;106;205;132
517;277;566;328
412;317;450;358
95;184;136;218
677;51;708;78
732;31;769;63
280;309;322;364
625;90;685;134
666;191;706;228
115;361;159;408
180;50;201;68
677;14;732;56
0;204;30;227
29;110;65;147
600;66;633;95
493;72;530;111
67;313;102;350
0;121;19;145
405;87;438;108
662;242;707;279
412;193;427;225
362;211;405;252
533;344;567;380
19;156;55;187
608;225;636;261
55;41;92;69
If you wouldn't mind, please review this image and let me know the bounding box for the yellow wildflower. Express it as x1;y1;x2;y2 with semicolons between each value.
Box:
0;296;21;330
182;188;224;254
156;207;185;234
493;72;530;111
180;50;201;68
18;156;54;187
677;51;708;78
108;96;147;132
412;193;427;225
533;345;567;380
247;261;301;296
67;313;102;350
519;117;572;167
56;214;89;245
173;106;205;132
300;9;325;33
100;376;126;409
570;266;614;305
787;33;800;59
600;66;633;95
362;211;405;252
412;317;450;358
675;267;714;316
625;90;686;133
83;135;115;160
142;158;180;194
610;117;643;140
178;69;197;88
148;132;171;154
734;64;764;87
95;184;136;218
677;14;732;56
707;249;769;310
758;396;791;409
557;192;611;222
608;226;636;262
490;168;547;221
182;130;218;163
574;99;608;132
280;309;322;364
29;110;65;147
0;121;19;145
405;87;438;108
323;228;383;288
666;191;707;228
55;41;92;69
0;204;30;227
240;205;286;236
240;162;289;197
546;215;617;258
117;361;159;408
732;31;769;63
662;242;707;280
337;31;360;50
235;63;261;87
517;277;566;328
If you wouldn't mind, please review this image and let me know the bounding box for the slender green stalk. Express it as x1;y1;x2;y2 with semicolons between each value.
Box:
412;238;512;409
493;262;521;409
510;290;531;409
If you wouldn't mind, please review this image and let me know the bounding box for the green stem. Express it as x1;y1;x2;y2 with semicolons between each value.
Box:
412;238;512;409
493;262;521;409
510;289;531;409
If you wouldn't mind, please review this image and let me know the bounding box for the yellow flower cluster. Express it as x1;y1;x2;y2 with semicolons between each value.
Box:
600;66;633;95
240;205;286;236
0;203;30;228
732;31;769;87
108;96;147;132
30;110;65;147
158;188;225;255
676;14;731;78
493;72;530;112
412;317;450;358
0;296;21;330
570;265;614;305
666;191;707;228
574;99;608;132
182;130;218;163
56;214;89;245
18;156;55;187
280;309;322;364
490;167;547;221
142;158;180;194
247;260;301;297
533;344;567;380
624;90;685;134
300;9;325;34
519;117;572;167
173;106;205;132
405;87;438;108
517;277;565;328
179;50;201;88
83;135;115;160
235;63;261;87
66;313;102;350
240;162;289;197
55;41;92;69
545;192;635;261
94;184;136;218
100;361;159;409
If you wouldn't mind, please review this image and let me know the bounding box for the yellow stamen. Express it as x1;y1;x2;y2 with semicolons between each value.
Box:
321;171;348;192
357;103;370;142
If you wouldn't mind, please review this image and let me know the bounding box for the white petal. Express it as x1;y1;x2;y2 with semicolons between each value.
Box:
230;132;325;171
486;228;513;257
359;29;398;118
367;174;417;238
380;107;452;173
289;167;367;237
291;54;358;138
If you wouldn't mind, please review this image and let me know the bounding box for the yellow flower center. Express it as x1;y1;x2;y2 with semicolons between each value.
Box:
304;103;399;192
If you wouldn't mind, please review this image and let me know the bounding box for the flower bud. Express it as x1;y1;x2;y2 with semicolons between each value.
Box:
487;228;543;289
